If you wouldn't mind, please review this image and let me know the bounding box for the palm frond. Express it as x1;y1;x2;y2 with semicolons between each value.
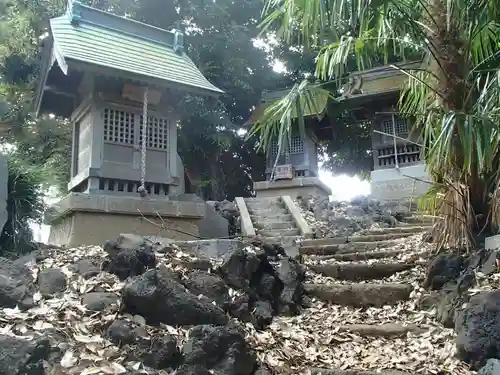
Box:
247;80;331;152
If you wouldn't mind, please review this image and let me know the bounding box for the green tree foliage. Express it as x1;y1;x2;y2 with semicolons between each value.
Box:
0;152;45;255
255;0;500;248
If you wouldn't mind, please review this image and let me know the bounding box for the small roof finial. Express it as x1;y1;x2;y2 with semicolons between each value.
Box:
67;0;82;24
171;28;184;54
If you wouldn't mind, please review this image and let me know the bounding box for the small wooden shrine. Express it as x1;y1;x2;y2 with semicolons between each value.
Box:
338;60;428;201
245;90;332;199
247;60;429;201
35;0;227;245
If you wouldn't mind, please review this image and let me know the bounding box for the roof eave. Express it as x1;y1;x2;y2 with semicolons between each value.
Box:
338;89;400;104
66;59;223;98
243;110;323;127
34;38;56;117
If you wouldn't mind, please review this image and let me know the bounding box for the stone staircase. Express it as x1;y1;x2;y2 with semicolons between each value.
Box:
296;214;435;374
302;215;432;307
235;196;312;240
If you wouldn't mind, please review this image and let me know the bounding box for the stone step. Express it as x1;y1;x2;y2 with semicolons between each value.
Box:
301;237;346;247
403;215;437;224
336;323;424;338
258;235;301;244
311;249;404;262
304;282;412;307
244;197;280;204
248;207;288;216
348;232;416;242
308;262;415;281
300;236;407;247
362;225;431;235
246;201;283;210
310;368;408;375
257;228;301;237
253;221;297;230
300;240;403;256
251;213;293;222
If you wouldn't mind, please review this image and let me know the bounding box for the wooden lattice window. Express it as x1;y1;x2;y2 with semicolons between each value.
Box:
103;108;135;144
139;115;169;150
289;136;304;154
270;136;304;155
103;108;169;150
381;117;408;136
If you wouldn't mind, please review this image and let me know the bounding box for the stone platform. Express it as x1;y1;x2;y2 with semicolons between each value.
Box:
46;193;228;246
370;164;430;203
254;177;331;199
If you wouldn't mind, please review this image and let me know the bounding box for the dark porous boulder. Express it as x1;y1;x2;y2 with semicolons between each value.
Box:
175;365;212;375
122;266;227;326
455;291;500;369
254;367;273;375
0;257;35;309
481;250;500;276
82;292;119;312
228;295;252;323
465;248;490;270
437;290;465;328
252;300;273;329
257;272;282;301
218;248;305;328
37;268;67;296
0;335;50;375
456;269;476;294
103;234;156;280
249;239;286;259
70;258;101;279
424;252;464;290
387;204;411;221
418;288;465;329
125;333;180;370
14;249;51;267
125;369;159;375
478;359;500;375
39;328;68;363
276;258;305;314
182;322;256;375
217;249;262;292
106;319;136;346
180;270;230;307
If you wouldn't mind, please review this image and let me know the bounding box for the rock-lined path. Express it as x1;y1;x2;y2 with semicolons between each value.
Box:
246;212;470;374
0;195;488;374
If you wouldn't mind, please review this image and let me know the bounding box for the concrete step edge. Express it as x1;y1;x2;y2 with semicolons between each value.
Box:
308;249;404;262
308;262;415;281
258;228;301;237
300;240;403;255
304;282;413;307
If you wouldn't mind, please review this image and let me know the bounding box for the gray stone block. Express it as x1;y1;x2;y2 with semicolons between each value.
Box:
170;194;229;239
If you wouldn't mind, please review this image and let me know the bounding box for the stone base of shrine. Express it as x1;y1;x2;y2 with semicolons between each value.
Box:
254;177;332;199
45;193;225;247
370;164;430;203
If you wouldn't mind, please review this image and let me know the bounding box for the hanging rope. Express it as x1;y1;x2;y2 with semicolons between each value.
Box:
391;112;400;171
138;87;148;197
